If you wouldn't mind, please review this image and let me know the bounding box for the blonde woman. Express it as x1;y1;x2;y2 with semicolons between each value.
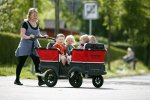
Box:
15;8;48;86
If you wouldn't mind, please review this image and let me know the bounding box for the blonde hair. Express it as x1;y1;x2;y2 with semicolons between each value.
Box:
56;33;65;39
26;8;38;21
80;34;89;43
65;35;76;45
88;35;97;43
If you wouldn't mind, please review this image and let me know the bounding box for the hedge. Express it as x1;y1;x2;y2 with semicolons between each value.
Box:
0;32;48;66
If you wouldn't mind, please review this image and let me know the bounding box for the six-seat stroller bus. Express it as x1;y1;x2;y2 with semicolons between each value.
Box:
36;38;107;88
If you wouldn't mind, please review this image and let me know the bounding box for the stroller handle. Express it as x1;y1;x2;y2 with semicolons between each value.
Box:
36;36;56;41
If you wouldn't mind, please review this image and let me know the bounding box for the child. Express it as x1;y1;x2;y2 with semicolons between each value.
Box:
53;33;67;66
77;34;89;49
88;35;97;43
65;35;76;64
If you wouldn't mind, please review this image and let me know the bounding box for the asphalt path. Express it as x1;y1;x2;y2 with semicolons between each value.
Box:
0;74;150;100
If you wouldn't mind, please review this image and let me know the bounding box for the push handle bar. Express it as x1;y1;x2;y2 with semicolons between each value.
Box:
36;36;55;40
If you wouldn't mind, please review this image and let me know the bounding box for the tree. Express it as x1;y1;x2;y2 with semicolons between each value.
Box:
121;0;150;68
0;0;53;33
0;0;32;33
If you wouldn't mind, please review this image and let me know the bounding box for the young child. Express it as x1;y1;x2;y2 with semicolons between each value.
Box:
77;34;89;49
88;35;97;43
53;33;67;66
65;35;76;64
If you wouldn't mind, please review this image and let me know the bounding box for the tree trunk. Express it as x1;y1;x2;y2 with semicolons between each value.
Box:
107;14;112;71
55;0;60;37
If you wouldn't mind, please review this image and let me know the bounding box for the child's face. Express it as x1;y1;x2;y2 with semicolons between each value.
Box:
79;38;84;44
56;37;65;44
67;38;73;45
89;38;95;43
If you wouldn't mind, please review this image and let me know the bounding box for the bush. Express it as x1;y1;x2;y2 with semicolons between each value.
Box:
0;32;48;66
109;46;126;61
0;32;20;65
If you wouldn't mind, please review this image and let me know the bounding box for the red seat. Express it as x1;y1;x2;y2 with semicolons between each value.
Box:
37;48;59;62
71;49;106;63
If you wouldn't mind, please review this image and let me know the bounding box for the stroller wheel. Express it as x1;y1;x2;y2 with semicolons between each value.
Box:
92;75;103;88
44;69;57;87
69;72;82;88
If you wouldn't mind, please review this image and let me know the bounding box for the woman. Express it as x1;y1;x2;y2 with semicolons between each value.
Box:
14;8;48;86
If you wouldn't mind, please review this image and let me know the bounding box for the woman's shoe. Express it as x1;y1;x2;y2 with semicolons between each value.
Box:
14;80;23;85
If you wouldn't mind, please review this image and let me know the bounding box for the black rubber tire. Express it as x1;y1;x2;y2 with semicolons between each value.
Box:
44;70;57;87
69;72;82;88
92;75;104;88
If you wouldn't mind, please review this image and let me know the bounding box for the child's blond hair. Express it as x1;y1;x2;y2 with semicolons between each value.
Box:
88;35;97;43
80;34;89;43
65;35;76;45
56;33;65;39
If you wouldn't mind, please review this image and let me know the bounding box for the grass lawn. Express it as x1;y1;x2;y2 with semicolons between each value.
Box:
104;60;150;78
0;64;37;79
0;59;149;79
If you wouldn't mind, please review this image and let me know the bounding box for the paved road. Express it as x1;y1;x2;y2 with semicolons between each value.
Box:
0;74;150;100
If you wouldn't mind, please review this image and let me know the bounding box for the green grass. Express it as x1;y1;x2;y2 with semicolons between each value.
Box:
104;59;150;78
0;59;149;79
0;64;37;79
0;65;15;76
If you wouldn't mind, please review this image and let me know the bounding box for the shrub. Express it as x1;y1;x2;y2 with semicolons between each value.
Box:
0;32;20;65
0;32;48;66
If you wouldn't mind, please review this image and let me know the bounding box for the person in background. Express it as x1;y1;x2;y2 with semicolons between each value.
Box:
88;35;97;43
53;33;67;66
14;8;48;86
123;47;135;64
65;35;76;64
77;34;89;49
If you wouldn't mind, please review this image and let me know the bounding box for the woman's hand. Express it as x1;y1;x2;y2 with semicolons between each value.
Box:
43;34;49;38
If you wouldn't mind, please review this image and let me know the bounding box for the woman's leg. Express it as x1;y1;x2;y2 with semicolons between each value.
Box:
30;55;44;85
15;56;28;84
30;55;40;73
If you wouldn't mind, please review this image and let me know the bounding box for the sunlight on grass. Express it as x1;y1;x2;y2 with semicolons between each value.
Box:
0;59;149;79
104;59;149;78
0;65;15;76
0;64;37;79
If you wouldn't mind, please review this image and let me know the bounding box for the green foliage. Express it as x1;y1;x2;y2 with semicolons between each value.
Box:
0;65;16;76
0;0;53;33
122;0;150;46
0;0;150;67
0;32;20;65
74;35;80;43
121;0;150;67
0;64;37;79
105;59;149;78
0;0;32;32
109;46;126;61
0;61;149;79
96;36;108;44
0;32;49;65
